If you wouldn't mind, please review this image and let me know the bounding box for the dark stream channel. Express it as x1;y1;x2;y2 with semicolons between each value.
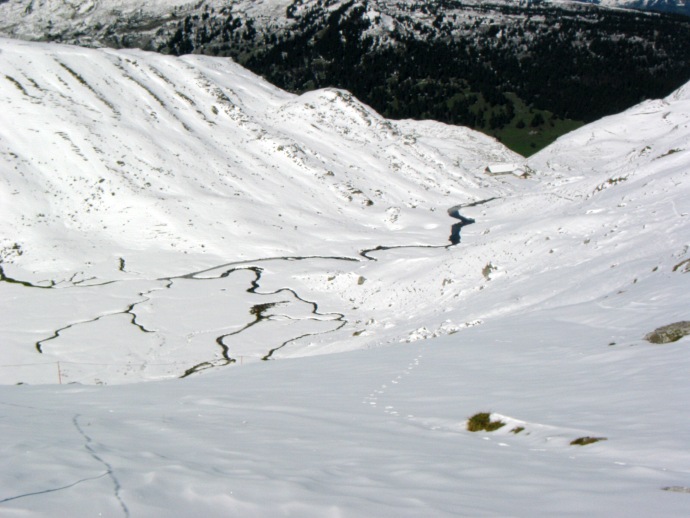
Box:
6;201;489;380
179;264;347;378
448;207;475;245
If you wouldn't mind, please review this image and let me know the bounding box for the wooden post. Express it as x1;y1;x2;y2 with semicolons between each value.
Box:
57;362;62;385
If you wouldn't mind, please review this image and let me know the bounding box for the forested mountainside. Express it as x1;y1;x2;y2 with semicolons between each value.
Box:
2;0;690;154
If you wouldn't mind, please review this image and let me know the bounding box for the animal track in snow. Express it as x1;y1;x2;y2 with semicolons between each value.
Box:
361;344;425;420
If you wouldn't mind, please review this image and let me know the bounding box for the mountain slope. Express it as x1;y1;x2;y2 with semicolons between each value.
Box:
0;36;517;277
2;324;690;517
1;37;521;382
3;0;690;154
0;35;687;383
0;37;689;517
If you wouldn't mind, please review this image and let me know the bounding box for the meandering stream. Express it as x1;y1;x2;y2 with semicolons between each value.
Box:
1;204;483;383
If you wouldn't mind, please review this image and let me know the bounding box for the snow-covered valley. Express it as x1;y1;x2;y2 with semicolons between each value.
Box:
1;37;689;515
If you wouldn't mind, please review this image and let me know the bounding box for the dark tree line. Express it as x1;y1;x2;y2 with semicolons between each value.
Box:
152;0;690;140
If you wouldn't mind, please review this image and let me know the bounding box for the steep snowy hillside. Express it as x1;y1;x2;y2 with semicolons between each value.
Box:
0;33;688;372
1;36;689;385
0;37;520;383
3;328;690;517
0;37;516;276
1;38;689;517
3;0;690;154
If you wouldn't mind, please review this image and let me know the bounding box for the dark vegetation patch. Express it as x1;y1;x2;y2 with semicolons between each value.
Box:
250;301;280;321
467;412;506;432
672;259;690;273
570;436;607;446
4;75;28;96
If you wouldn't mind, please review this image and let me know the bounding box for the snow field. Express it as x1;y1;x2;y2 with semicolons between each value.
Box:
0;37;689;516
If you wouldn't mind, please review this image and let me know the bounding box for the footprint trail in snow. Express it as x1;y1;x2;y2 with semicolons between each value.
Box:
362;344;425;423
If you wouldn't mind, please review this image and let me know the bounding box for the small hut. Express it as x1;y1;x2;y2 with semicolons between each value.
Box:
485;163;522;176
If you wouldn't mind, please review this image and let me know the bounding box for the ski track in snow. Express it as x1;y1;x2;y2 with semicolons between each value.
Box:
72;414;130;517
0;472;110;505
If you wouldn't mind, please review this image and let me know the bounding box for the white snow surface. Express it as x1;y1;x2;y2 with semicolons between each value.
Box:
1;38;690;516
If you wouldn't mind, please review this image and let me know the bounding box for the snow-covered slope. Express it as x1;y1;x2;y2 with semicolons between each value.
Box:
3;327;690;517
573;0;690;15
3;0;683;49
0;37;515;277
0;0;676;44
2;0;680;55
1;38;689;516
0;37;520;383
1;36;688;383
0;0;292;45
4;0;690;158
